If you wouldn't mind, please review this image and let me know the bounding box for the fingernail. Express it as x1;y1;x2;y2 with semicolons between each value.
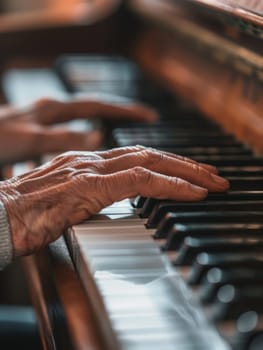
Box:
212;174;229;188
200;163;218;174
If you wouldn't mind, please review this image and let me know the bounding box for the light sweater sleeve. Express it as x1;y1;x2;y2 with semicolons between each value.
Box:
0;200;13;269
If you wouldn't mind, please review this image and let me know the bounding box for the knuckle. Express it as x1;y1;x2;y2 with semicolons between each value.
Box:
58;167;76;177
54;151;75;161
54;151;85;163
191;163;204;176
74;172;98;183
170;176;186;189
134;145;146;151
140;148;163;165
169;176;180;187
132;166;152;184
71;170;87;179
176;154;189;162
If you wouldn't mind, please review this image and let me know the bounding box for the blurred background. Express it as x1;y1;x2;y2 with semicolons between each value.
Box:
0;0;134;63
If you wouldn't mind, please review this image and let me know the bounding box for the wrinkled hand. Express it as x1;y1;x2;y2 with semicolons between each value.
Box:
0;98;157;164
0;146;229;257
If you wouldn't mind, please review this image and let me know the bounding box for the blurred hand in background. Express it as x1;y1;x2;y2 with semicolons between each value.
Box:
0;98;157;164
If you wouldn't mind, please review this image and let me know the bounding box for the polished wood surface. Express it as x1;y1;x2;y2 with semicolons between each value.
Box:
186;0;263;27
130;0;263;154
23;237;110;350
0;0;121;32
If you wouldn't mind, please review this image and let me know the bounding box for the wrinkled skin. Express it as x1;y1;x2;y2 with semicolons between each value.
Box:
0;146;229;258
0;98;157;164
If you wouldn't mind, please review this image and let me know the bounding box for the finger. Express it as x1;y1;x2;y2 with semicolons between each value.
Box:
29;98;158;125
0;105;20;120
39;128;103;153
102;150;229;192
96;145;218;174
198;163;218;174
17;128;103;177
66;100;158;123
98;167;208;205
96;146;146;159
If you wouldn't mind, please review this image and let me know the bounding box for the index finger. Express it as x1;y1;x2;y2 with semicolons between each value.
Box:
97;146;218;174
30;99;158;125
66;100;158;123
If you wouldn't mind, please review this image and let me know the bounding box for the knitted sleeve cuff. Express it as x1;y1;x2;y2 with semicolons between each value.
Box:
0;200;13;269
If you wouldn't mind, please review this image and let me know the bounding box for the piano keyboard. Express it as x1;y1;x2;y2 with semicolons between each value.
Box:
3;56;263;350
66;200;230;350
67;109;263;349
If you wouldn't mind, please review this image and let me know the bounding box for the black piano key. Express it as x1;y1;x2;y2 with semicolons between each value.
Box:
114;125;230;134
113;121;224;133
117;137;241;148
140;198;159;218
131;196;146;208
154;210;263;239
228;177;263;190
219;166;263;177
164;223;263;251
147;200;263;228
233;311;263;350
213;284;263;321
192;156;263;167
188;252;263;285
159;146;252;157
207;191;263;201
116;130;228;138
239;331;263;350
142;192;263;221
174;236;263;266
200;268;263;304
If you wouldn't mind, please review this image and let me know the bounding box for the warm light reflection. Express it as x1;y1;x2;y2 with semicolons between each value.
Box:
0;0;121;31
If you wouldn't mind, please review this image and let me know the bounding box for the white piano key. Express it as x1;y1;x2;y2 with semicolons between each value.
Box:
2;69;67;107
74;235;151;245
86;247;160;257
104;295;159;314
73;220;147;230
73;215;144;226
119;343;177;350
72;227;151;240
98;207;134;215
112;315;170;332
88;255;167;271
73;226;147;237
82;240;158;250
118;327;229;350
96;283;149;297
118;332;187;350
67;198;230;350
94;271;164;284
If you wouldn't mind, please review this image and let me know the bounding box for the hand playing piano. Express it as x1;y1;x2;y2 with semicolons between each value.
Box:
0;146;229;257
0;98;157;164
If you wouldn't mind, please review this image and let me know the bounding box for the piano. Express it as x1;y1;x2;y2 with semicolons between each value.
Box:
2;0;263;349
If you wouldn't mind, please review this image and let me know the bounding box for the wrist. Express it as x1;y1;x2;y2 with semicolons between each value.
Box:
0;199;13;268
0;183;24;258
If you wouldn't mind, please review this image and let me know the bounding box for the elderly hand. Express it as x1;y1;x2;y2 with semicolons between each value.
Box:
0;146;229;257
0;98;157;164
